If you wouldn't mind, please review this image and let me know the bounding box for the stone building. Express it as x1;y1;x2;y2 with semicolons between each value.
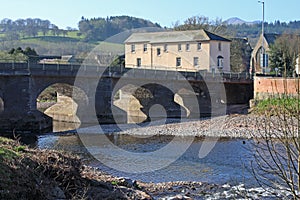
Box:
250;33;279;74
124;29;231;72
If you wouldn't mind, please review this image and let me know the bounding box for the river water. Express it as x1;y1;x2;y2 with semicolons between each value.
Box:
38;122;257;187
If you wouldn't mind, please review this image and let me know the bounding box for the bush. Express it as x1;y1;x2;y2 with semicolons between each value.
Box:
253;97;300;116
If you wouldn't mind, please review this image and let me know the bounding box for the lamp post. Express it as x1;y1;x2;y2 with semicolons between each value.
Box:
258;0;265;74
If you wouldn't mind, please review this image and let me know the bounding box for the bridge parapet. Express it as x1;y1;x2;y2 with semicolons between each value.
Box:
0;62;253;83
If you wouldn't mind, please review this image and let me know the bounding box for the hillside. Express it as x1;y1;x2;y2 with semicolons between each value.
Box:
0;16;160;57
1;15;300;60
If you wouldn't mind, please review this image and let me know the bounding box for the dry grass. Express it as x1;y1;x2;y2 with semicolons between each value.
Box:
0;137;151;199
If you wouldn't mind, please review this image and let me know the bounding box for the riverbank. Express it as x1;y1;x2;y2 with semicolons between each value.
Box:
1;136;295;200
0;137;151;199
1;136;295;199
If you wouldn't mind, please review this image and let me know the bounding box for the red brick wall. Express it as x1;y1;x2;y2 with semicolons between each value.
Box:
254;77;300;99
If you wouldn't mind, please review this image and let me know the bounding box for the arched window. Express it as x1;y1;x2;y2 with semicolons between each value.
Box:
217;56;224;68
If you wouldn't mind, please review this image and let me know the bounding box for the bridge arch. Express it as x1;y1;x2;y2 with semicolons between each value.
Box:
111;81;187;124
36;82;88;131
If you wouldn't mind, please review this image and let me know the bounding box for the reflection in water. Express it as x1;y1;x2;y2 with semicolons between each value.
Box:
53;121;80;132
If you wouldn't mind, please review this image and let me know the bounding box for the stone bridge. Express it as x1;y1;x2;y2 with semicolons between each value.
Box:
0;62;253;134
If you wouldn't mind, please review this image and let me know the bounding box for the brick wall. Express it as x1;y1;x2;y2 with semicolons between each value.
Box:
254;76;300;99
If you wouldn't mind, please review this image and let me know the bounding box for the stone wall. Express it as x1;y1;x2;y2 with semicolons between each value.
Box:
254;76;300;99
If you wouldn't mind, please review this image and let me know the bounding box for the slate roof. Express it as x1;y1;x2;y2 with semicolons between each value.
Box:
263;33;280;45
125;29;231;44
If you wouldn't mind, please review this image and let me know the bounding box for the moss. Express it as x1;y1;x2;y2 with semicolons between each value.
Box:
14;145;26;152
0;147;19;160
111;180;118;185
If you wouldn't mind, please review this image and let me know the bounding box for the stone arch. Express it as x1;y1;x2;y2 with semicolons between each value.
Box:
187;81;213;118
134;83;186;122
36;83;88;131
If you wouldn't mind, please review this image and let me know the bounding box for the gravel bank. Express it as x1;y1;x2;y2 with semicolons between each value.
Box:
83;114;263;139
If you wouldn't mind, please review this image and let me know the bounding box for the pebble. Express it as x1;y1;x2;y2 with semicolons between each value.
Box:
116;114;263;138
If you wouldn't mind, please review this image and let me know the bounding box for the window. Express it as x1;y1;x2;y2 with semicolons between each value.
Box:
176;57;181;67
193;57;199;66
131;44;135;53
217;56;224;68
218;42;222;51
178;44;182;51
137;58;141;67
260;53;269;67
164;44;168;52
186;43;190;51
197;42;202;50
143;44;147;52
157;48;161;56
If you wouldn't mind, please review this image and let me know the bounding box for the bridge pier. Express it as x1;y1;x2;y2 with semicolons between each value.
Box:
0;110;52;135
0;74;52;135
136;84;187;121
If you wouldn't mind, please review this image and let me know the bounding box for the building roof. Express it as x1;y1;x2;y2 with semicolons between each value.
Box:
125;29;231;44
263;33;280;45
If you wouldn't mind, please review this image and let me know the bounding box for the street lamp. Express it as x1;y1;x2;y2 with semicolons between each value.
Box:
258;0;265;74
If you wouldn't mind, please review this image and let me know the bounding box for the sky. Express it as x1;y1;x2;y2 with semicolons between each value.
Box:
0;0;299;29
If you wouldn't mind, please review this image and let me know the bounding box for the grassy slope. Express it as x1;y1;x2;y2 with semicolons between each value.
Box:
0;33;124;57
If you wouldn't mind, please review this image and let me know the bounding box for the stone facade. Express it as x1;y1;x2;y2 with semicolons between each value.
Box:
125;29;231;72
250;33;279;74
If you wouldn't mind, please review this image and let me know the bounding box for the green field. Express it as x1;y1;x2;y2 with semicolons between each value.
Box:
31;30;84;39
0;34;125;59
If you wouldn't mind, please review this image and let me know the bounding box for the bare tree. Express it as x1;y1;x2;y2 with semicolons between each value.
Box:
269;33;300;76
251;75;300;199
173;15;229;36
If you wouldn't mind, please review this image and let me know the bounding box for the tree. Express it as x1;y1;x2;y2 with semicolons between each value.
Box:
51;25;59;36
8;48;15;54
23;47;37;56
230;38;252;72
24;18;39;37
269;34;300;76
4;47;38;63
41;20;51;36
174;16;210;31
110;54;125;67
15;47;24;54
252;95;300;199
173;15;230;37
78;16;161;42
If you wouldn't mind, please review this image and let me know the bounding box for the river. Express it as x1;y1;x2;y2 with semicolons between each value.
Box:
38;121;257;187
